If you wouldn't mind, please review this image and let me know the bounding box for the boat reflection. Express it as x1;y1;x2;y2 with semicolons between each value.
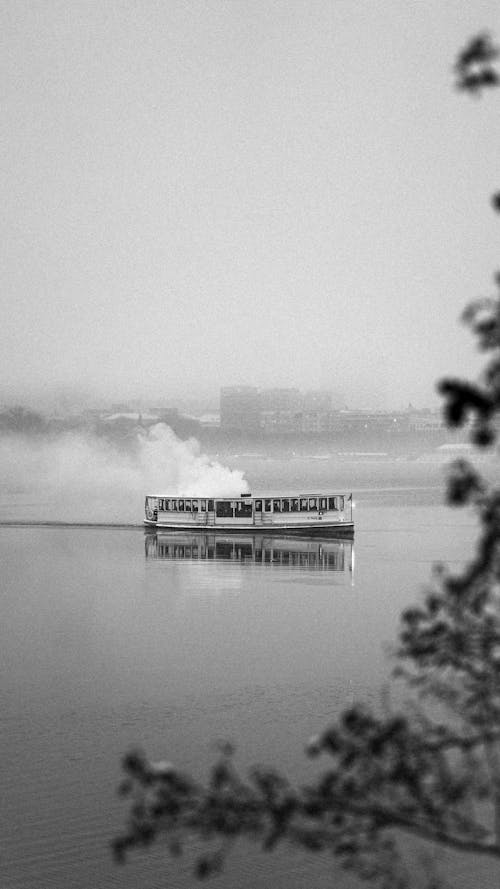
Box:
145;531;353;573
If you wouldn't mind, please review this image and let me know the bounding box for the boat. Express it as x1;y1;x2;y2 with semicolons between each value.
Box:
144;492;354;536
145;530;353;572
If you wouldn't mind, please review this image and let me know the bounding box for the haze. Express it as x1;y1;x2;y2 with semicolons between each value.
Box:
2;0;500;410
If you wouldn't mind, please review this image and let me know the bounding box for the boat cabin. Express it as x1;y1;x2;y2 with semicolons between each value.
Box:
144;492;353;536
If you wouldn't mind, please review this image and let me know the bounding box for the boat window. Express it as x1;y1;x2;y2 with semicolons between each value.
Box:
282;499;290;512
200;500;206;511
235;501;252;518
192;499;199;512
273;499;281;512
185;499;192;511
178;499;184;511
309;498;318;510
208;499;214;511
216;501;233;517
255;500;262;512
291;498;299;512
328;497;337;510
320;498;327;510
171;500;177;511
339;496;344;511
264;499;272;512
300;498;308;511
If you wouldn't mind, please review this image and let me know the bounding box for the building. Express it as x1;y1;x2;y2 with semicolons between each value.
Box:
261;410;303;435
408;410;445;432
259;388;301;412
198;412;220;429
300;410;335;435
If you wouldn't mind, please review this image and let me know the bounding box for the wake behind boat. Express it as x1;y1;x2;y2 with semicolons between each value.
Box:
144;492;354;536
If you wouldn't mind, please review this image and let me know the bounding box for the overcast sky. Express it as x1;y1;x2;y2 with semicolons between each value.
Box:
2;0;500;409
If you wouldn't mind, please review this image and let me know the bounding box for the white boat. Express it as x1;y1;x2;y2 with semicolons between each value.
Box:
144;492;354;536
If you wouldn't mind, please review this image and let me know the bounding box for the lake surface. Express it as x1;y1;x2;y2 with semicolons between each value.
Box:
1;455;498;887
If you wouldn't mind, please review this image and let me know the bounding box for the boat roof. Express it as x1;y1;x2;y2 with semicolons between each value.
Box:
146;491;351;499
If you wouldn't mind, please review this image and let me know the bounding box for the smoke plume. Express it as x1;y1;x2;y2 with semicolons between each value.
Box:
0;424;248;524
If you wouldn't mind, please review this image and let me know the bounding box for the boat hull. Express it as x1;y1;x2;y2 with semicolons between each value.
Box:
144;519;354;537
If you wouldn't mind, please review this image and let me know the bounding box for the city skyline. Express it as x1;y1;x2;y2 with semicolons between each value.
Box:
0;381;448;423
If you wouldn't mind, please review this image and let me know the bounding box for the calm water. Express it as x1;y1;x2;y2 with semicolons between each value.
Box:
1;456;498;887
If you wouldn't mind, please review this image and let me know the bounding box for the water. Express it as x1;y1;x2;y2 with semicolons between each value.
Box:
1;455;498;887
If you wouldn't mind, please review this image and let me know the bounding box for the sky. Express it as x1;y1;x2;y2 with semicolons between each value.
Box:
2;0;500;410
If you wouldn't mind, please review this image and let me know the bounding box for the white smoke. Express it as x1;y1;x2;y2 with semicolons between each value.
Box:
0;424;249;524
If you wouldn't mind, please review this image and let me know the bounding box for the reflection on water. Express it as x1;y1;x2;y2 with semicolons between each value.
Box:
145;531;353;573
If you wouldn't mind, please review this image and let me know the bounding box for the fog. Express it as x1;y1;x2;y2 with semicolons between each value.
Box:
2;1;499;411
0;425;248;524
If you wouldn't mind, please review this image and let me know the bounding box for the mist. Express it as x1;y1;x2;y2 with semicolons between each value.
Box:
3;3;499;414
0;424;248;524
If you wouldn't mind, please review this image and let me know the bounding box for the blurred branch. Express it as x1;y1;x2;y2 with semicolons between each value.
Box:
455;33;499;94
